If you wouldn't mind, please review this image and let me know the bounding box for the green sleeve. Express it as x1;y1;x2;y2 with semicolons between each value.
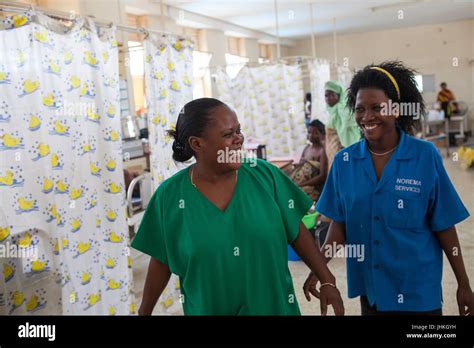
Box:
260;160;314;244
131;185;168;265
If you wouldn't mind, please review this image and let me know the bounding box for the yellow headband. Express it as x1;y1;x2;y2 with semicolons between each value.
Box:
369;67;401;100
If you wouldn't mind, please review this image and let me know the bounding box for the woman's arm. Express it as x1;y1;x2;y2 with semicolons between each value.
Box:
435;226;474;315
303;220;346;300
292;222;335;283
291;222;345;315
138;257;172;315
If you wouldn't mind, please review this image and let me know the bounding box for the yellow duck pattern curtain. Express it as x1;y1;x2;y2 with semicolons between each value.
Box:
143;34;193;314
0;11;134;315
215;64;307;158
144;34;193;187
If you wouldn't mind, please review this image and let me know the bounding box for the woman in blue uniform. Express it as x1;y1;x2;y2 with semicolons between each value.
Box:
303;61;473;315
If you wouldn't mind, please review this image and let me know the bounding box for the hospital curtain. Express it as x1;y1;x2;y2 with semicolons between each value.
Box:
143;33;193;314
144;34;194;187
215;64;307;158
0;11;133;314
336;64;354;89
308;59;331;123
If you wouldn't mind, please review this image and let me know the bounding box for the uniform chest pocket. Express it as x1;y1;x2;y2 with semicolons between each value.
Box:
388;193;426;230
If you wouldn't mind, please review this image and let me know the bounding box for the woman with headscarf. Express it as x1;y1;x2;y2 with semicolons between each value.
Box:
324;80;361;167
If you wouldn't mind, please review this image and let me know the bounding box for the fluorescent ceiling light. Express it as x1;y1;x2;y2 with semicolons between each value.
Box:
176;18;211;28
224;30;251;38
370;0;426;12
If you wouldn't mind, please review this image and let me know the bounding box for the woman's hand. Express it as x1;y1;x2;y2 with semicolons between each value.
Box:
303;271;321;300
457;284;474;316
319;284;345;316
303;272;344;315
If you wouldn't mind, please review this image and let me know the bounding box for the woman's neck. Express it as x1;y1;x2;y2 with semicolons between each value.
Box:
192;162;236;184
367;128;400;153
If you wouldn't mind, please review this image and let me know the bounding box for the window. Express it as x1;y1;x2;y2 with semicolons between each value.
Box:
128;41;145;113
228;37;244;56
128;41;144;76
259;43;273;61
225;53;249;79
414;75;423;93
193;50;212;98
181;27;201;51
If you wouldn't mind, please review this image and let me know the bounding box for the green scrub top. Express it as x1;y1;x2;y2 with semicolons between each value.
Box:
131;159;313;315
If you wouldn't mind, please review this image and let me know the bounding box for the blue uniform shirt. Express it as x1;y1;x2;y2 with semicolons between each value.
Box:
316;129;469;311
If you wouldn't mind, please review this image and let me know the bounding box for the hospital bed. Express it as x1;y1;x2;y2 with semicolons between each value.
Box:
126;172;152;238
421;105;450;157
450;101;469;143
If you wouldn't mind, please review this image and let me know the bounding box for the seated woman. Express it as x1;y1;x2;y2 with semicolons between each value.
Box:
284;120;328;202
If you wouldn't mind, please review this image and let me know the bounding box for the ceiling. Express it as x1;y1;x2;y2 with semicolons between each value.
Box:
152;0;474;39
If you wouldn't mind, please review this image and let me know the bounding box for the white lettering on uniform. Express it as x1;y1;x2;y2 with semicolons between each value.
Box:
395;178;422;193
396;178;422;186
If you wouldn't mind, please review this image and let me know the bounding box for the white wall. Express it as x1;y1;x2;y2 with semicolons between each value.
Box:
289;19;474;113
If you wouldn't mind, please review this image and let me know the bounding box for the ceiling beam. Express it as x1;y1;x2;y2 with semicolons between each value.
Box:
158;2;296;46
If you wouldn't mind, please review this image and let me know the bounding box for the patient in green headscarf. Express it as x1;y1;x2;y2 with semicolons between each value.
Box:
324;80;361;167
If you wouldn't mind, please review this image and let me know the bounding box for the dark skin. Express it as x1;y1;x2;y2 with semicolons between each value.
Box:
303;87;474;315
355;88;400;180
188;105;244;211
138;105;345;315
298;126;328;187
325;90;339;107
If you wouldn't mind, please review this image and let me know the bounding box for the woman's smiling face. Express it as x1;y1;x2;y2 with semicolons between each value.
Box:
354;88;398;142
197;105;244;170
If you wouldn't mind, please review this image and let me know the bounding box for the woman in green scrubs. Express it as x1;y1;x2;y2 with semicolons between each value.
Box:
132;98;344;315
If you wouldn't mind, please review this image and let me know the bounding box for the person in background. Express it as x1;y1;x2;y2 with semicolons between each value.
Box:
304;92;312;126
437;82;459;118
324;80;361;167
285;120;327;202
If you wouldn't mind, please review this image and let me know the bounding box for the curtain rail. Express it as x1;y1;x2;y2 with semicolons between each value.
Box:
206;55;332;71
0;1;194;42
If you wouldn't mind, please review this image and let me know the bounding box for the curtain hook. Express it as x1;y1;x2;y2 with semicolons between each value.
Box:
29;3;37;16
138;27;149;39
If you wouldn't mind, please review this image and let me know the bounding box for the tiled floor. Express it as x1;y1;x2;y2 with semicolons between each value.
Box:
132;145;474;315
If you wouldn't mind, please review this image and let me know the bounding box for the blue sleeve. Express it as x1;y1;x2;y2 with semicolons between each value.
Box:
316;157;345;223
428;148;469;232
